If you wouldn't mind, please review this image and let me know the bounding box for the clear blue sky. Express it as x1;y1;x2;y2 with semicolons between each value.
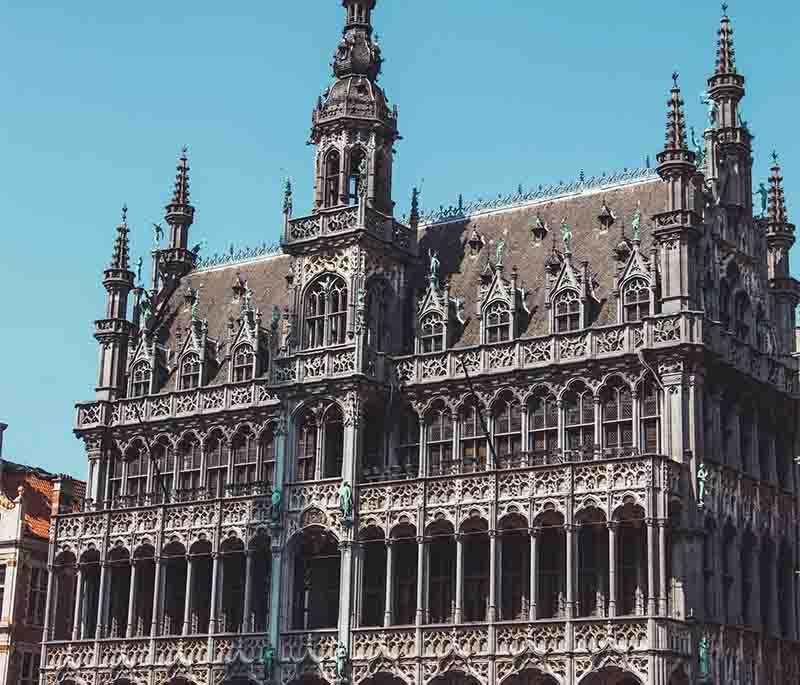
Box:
1;1;798;477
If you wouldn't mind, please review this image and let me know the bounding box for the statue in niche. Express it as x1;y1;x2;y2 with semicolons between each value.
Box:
754;182;769;218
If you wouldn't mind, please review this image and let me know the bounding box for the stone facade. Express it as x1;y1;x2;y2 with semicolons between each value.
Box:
0;424;83;685
43;3;800;685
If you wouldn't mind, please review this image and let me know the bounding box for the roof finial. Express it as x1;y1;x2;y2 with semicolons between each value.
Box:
663;74;689;151
172;147;191;207
722;2;729;17
772;150;779;165
110;206;131;271
121;203;128;225
715;4;737;75
672;70;680;88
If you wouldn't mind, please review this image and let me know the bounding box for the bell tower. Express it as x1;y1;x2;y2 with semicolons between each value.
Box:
311;0;398;214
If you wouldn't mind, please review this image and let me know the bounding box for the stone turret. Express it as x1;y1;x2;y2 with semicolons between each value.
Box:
160;148;197;278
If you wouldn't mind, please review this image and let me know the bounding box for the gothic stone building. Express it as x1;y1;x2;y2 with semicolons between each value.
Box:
42;3;800;685
0;424;84;685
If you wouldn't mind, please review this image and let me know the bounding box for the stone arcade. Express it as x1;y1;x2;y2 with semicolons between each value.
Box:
42;2;800;685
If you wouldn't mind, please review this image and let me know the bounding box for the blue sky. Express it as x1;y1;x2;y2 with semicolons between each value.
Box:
1;1;798;476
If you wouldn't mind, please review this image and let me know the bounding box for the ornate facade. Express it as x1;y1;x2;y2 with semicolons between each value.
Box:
43;3;800;685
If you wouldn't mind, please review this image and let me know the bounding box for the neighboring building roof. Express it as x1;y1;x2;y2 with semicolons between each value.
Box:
0;461;85;540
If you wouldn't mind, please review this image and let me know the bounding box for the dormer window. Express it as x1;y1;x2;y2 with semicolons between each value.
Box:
420;312;445;353
304;276;349;349
130;362;152;398
485;301;512;343
623;278;650;322
180;353;201;390
233;344;255;382
324;150;341;208
554;290;581;333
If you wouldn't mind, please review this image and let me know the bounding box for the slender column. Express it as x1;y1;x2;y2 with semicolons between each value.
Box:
42;564;56;641
338;541;355;641
72;567;84;640
268;545;282;646
647;518;656;615
415;536;425;626
454;534;464;624
149;557;162;637
384;539;395;627
208;553;220;634
658;519;668;616
488;531;498;622
182;554;194;635
529;528;539;621
608;522;618;617
126;560;138;638
565;525;575;617
95;563;109;638
243;551;254;632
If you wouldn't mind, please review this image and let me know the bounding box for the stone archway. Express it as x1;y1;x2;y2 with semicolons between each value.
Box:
428;673;481;685
580;666;643;685
361;675;406;685
504;669;559;685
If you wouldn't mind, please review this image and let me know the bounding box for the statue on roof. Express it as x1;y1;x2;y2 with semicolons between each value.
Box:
631;202;642;241
358;156;368;198
135;257;143;286
152;222;165;247
495;238;506;268
242;284;254;312
560;218;573;254
690;127;705;168
191;238;207;256
139;292;153;330
755;182;769;218
428;250;441;289
283;178;293;215
700;93;718;129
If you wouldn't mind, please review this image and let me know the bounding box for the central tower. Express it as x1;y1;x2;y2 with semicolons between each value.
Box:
311;0;398;214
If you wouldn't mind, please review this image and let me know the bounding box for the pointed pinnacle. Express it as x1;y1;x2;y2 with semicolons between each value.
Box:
664;76;688;151
715;6;737;75
768;154;788;225
111;210;131;271
172;147;191;206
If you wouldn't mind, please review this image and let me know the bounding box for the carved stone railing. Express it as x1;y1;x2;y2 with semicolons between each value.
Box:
273;345;357;386
284;204;415;253
394;312;798;394
75;379;279;429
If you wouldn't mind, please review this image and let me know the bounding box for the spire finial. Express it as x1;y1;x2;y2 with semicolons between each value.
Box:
121;203;128;225
772;150;779;165
110;207;131;271
722;2;729;17
172;147;191;207
767;152;788;226
715;4;737;75
663;74;689;152
672;71;680;89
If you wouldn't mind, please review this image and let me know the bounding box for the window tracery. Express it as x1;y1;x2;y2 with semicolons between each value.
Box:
348;147;366;205
600;378;633;451
639;378;661;453
304;276;348;349
622;278;650;322
231;427;258;486
426;402;453;475
125;441;148;500
554;289;580;332
528;391;558;455
485;301;512;343
205;431;228;498
459;398;487;473
232;344;255;382
323;406;344;479
296;410;318;482
563;382;594;454
151;438;174;502
180;353;202;390
131;361;151;398
177;434;201;491
419;312;445;353
324;150;341;208
493;393;521;460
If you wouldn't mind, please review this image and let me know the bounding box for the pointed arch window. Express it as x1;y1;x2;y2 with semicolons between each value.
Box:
233;344;255;382
426;402;453;476
601;378;633;452
493;393;521;460
304;276;348;349
205;431;228;498
231;427;258;487
564;383;594;454
323;406;344;479
528;391;558;455
397;406;420;472
420;312;445;353
126;442;149;501
108;447;124;503
151;438;174;502
554;289;580;333
639;379;661;453
348;148;366;205
180;353;201;390
177;434;201;492
260;427;276;484
131;362;151;398
296;411;317;482
366;281;387;351
485;301;512;343
623;278;650;322
323;150;341;208
460;398;488;473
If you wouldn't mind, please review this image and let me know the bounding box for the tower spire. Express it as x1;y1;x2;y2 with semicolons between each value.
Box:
706;5;745;131
715;4;737;76
767;152;791;229
110;204;131;270
662;72;691;155
161;147;197;278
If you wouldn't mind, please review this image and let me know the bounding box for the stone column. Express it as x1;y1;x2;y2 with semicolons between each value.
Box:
454;533;464;624
384;539;395;627
565;525;575;618
208;553;220;634
243;551;254;632
338;540;355;642
646;518;657;615
488;531;498;622
42;564;56;642
95;561;109;638
415;535;426;626
529;528;539;621
126;560;138;638
182;554;194;635
658;519;668;616
268;542;282;647
72;566;84;640
149;556;162;637
771;551;780;636
608;522;618;617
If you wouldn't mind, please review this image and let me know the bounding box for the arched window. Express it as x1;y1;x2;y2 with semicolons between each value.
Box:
485;301;511;343
622;278;650;322
304;276;348;349
493;394;521;461
366;281;387;351
734;292;751;341
554;290;580;333
426;402;453;476
460;398;487;473
260;427;276;484
177;434;201;492
640;379;661;453
232;344;255;382
348;148;366;204
205;431;228;498
126;442;149;501
296;410;317;482
420;312;445;353
108;447;124;503
180;353;201;390
323;406;344;479
151;438;174;502
397;406;420;473
131;362;151;398
601;378;633;452
528;391;558;456
563;383;594;455
324;150;341;208
232;427;258;487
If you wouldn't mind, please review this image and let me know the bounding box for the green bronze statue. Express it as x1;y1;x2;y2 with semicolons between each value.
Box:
428;250;441;289
755;182;769;218
262;645;275;679
339;481;353;522
631;202;642;242
697;462;708;507
560;219;573;254
698;635;710;678
335;641;348;681
495;238;506;267
270;487;282;525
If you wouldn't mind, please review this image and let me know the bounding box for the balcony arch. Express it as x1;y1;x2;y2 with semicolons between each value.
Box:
428;673;481;685
388;522;418;626
220;535;247;632
359;524;387;627
107;545;132;638
52;549;77;640
160;539;187;636
425;519;456;624
502;670;559;685
79;546;102;639
575;506;609;618
289;527;341;630
303;274;349;349
499;513;530;621
532;510;566;619
579;667;643;685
